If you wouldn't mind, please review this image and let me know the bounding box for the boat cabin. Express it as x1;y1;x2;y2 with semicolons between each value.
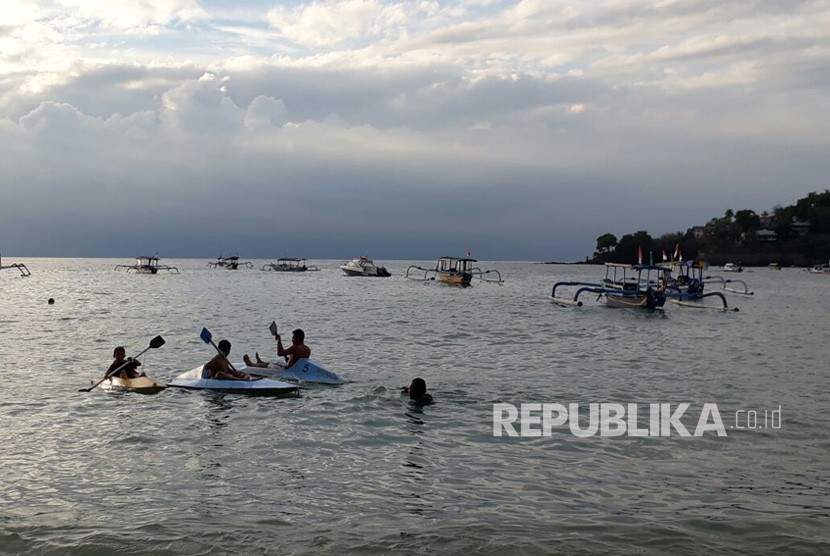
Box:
437;256;476;274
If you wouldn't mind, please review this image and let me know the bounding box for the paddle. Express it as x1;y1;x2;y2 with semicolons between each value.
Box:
200;327;239;372
80;335;165;392
269;321;289;363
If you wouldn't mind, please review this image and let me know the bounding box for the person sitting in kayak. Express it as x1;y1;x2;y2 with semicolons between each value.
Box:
401;377;433;405
243;328;310;370
106;346;145;379
204;340;253;380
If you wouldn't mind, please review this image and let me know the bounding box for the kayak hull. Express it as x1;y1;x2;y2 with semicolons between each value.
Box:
96;375;166;394
169;366;300;395
241;358;345;385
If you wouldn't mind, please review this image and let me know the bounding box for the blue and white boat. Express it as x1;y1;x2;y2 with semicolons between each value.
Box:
169;366;299;395
551;263;668;309
239;359;345;385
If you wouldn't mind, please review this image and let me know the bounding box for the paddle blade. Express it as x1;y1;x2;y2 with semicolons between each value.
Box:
200;328;212;344
269;321;278;336
149;335;165;349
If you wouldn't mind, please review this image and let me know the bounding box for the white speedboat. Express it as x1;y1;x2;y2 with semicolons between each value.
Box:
340;256;391;277
239;358;345;385
722;263;743;272
169;366;299;395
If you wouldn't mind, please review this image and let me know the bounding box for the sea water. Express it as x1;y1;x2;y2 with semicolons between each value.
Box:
1;259;828;554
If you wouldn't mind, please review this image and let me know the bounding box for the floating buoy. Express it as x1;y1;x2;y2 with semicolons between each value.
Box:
48;298;55;305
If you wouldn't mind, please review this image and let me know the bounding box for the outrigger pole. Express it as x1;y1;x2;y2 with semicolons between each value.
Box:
0;253;31;277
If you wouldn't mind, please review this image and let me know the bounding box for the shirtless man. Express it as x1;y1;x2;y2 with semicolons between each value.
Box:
204;339;252;380
244;328;310;370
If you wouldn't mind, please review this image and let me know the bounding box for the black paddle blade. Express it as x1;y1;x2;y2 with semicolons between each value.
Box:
269;321;278;336
150;335;165;349
200;327;212;344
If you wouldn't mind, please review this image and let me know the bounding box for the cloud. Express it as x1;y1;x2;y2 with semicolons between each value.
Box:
267;0;409;46
0;1;829;258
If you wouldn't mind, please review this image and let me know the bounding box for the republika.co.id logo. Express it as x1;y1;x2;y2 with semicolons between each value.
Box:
493;403;782;438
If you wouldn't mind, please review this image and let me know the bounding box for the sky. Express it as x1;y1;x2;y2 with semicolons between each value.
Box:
1;0;829;260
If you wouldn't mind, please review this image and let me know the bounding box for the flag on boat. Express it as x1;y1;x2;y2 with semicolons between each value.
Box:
662;250;668;262
467;250;472;258
637;246;643;265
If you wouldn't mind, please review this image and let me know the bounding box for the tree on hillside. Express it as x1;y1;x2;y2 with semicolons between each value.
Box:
614;230;654;264
795;189;830;233
734;209;761;234
594;233;618;257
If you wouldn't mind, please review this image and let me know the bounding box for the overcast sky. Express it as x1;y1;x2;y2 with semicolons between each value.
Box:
1;1;828;260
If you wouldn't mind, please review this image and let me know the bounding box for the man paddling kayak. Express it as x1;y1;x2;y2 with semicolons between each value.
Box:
204;340;253;381
244;328;310;370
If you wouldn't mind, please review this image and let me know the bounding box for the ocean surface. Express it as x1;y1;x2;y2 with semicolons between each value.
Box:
1;258;828;555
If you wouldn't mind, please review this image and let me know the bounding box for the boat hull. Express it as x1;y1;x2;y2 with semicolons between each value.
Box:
241;358;345;385
340;265;371;276
169;366;299;395
97;375;166;393
437;272;472;286
606;291;666;309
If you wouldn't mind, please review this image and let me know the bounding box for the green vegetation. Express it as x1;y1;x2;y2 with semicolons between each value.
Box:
590;190;830;266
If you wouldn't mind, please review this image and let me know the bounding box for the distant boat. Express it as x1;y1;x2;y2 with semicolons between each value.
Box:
768;263;781;270
809;261;828;274
208;255;253;269
261;258;319;272
406;256;503;286
722;263;743;272
0;253;31;276
115;255;179;274
340;256;391;277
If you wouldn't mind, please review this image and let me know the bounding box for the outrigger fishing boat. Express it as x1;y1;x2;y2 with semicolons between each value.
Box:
340;256;391;277
551;263;669;309
659;260;735;310
405;256;503;286
115;255;179;274
261;258;319;272
239;358;345;385
207;255;253;269
0;253;30;276
169;366;299;396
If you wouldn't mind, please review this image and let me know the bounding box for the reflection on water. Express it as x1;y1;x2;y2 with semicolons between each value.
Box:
1;259;829;554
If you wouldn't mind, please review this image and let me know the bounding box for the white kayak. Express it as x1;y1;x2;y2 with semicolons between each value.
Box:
239;358;345;385
95;375;166;393
168;366;299;395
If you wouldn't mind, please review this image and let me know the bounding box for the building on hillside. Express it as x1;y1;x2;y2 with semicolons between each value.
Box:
754;229;778;242
791;219;810;237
